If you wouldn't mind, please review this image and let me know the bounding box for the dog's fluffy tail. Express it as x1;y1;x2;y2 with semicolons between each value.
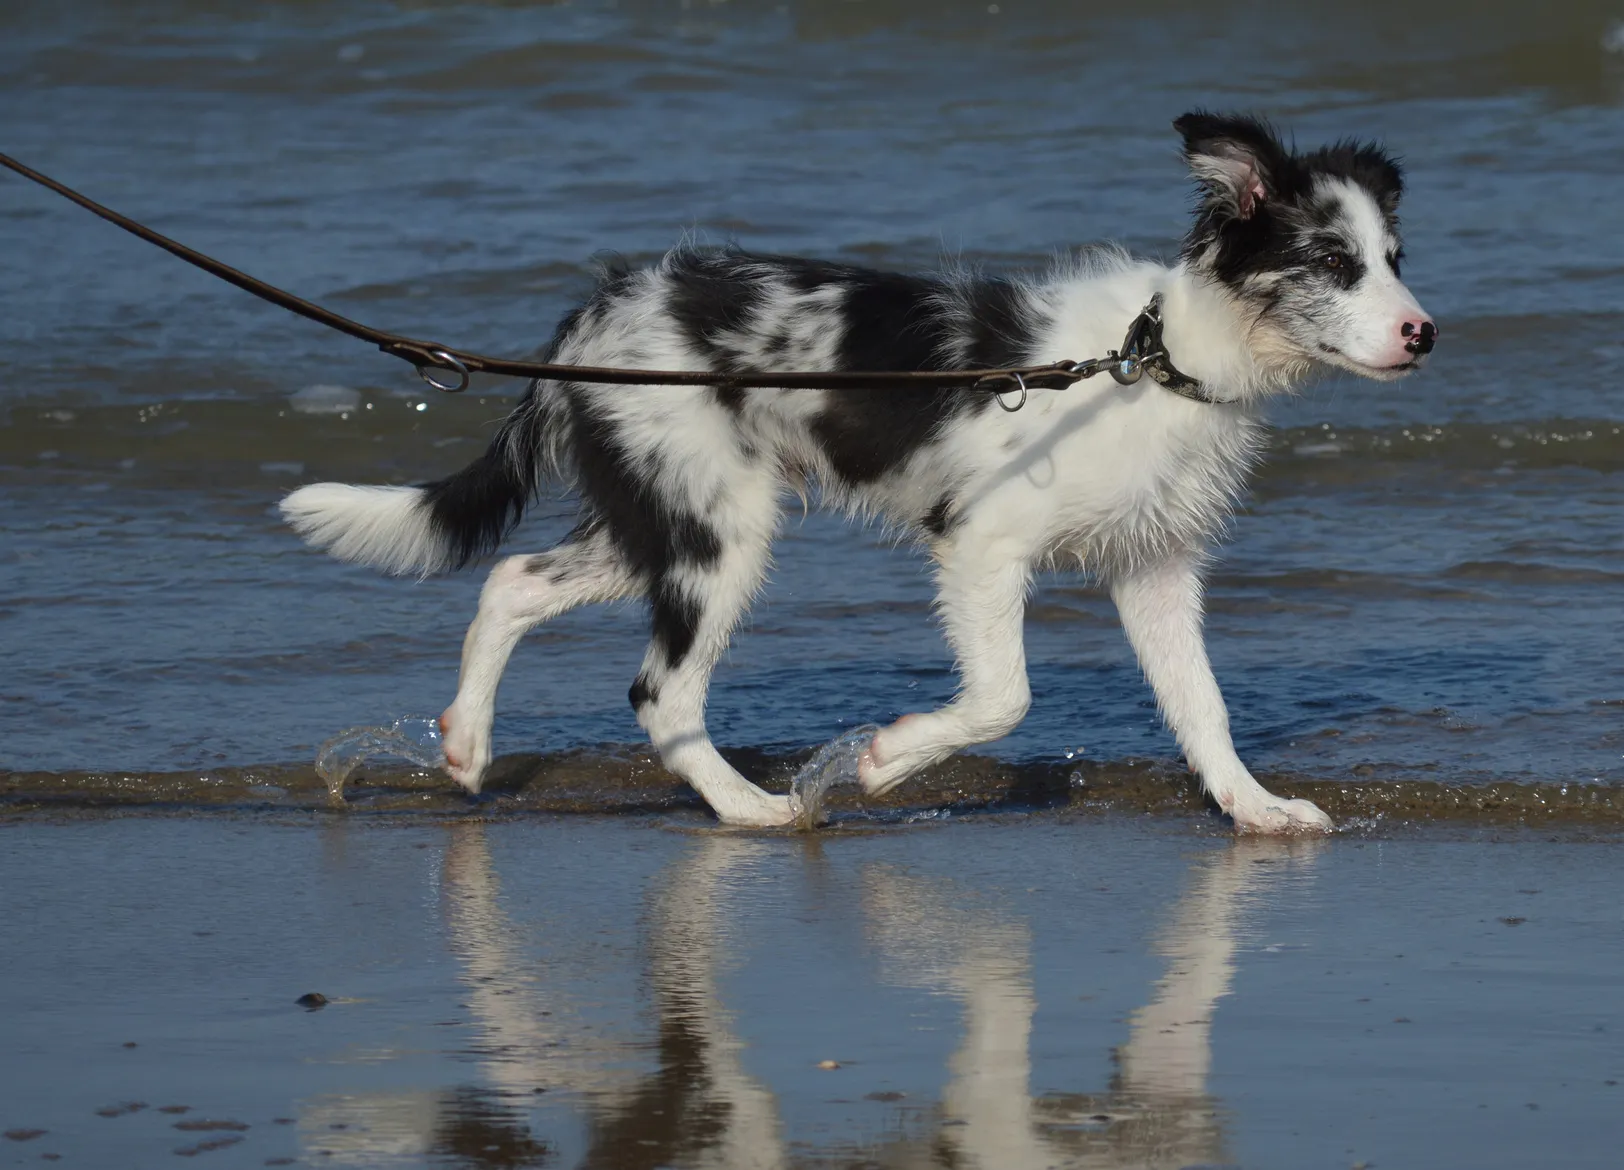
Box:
280;382;566;577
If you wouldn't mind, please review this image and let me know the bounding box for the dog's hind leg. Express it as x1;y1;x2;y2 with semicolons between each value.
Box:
630;486;791;828
440;524;638;792
1110;550;1333;833
859;544;1033;796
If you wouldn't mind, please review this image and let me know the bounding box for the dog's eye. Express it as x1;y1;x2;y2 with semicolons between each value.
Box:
1322;252;1345;270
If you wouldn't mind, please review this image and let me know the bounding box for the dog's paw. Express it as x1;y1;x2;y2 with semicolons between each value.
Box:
857;745;905;796
856;716;920;796
438;709;490;795
715;791;795;828
1230;796;1334;834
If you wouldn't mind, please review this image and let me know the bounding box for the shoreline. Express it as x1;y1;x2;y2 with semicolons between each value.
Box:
5;747;1624;830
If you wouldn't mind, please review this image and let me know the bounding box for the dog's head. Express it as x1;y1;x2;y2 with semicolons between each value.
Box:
1175;111;1436;381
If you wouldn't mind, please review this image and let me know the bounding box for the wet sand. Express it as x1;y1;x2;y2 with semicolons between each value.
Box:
2;812;1620;1169
7;747;1624;829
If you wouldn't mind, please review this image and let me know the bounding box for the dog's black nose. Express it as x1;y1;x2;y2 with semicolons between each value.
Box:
1402;319;1437;356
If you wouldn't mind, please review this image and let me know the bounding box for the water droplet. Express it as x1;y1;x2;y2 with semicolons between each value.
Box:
316;718;444;796
787;725;877;829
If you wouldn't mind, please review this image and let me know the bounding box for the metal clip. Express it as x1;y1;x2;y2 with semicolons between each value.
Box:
1109;352;1143;385
994;372;1028;413
415;349;470;394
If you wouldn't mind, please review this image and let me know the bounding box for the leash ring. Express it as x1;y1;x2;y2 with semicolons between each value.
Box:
416;349;470;394
995;372;1027;413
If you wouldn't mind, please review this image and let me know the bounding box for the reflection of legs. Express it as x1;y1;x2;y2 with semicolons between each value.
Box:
1110;550;1332;832
862;867;1045;1170
634;493;789;827
640;837;786;1170
441;526;637;792
1124;836;1320;1100
442;823;576;1091
860;548;1032;795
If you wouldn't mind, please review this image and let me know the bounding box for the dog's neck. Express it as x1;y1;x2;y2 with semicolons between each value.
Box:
1154;266;1308;404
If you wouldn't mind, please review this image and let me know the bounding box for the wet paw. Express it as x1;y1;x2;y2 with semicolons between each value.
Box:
856;746;905;796
717;792;795;828
856;718;917;795
438;709;490;795
1231;796;1334;834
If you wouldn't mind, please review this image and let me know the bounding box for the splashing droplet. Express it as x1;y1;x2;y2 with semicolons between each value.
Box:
316;718;444;797
787;725;878;829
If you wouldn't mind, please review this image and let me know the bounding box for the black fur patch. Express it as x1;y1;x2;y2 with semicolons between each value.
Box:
628;673;658;711
665;252;770;373
422;446;533;571
961;279;1034;369
655;250;1041;486
566;399;721;669
712;384;748;414
650;581;704;668
922;495;956;538
568;403;723;580
815;267;1030;484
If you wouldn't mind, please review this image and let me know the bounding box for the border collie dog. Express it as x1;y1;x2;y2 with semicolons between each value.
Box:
282;112;1435;832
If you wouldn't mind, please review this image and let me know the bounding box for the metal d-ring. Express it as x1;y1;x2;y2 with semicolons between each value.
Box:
995;372;1028;413
415;349;470;394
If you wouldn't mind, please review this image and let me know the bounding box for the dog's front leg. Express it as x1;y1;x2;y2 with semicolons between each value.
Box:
859;551;1032;795
1110;551;1332;833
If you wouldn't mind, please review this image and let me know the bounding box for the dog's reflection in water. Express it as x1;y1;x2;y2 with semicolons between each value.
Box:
298;828;1317;1168
861;837;1313;1170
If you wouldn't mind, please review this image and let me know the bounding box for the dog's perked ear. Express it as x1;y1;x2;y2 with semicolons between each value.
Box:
1173;111;1293;221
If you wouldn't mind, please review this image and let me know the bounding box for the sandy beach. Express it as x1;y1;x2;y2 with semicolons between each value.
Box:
3;811;1620;1168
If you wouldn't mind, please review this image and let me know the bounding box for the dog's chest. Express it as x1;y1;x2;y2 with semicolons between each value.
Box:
1032;393;1261;562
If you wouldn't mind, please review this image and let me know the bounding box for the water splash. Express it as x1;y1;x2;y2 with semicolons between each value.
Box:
315;717;444;797
787;725;878;830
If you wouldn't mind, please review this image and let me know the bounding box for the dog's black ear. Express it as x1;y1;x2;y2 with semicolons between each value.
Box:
1174;111;1291;220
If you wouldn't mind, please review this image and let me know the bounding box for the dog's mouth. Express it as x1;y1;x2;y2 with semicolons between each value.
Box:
1318;345;1422;378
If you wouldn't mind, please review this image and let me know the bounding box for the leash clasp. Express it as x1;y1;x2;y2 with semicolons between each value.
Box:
993;372;1028;413
414;348;470;394
1109;297;1165;385
1109;353;1143;385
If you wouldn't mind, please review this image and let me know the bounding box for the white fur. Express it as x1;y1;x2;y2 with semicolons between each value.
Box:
279;483;445;578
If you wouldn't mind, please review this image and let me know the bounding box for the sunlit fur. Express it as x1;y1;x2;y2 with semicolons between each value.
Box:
281;112;1435;833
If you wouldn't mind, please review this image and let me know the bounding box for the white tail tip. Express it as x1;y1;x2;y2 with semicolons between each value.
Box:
279;483;448;577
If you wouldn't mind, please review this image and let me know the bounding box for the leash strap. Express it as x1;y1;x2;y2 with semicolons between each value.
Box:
0;150;1214;407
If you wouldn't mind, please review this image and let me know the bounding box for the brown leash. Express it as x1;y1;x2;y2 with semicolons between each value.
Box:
0;151;1209;407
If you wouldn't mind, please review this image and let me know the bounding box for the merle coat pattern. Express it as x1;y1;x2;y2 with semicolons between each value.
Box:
283;112;1437;831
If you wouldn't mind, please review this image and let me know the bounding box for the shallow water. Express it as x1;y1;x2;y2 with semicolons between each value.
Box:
4;1;1624;813
2;816;1621;1168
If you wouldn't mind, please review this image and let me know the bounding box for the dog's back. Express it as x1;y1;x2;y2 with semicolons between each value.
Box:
282;245;1258;581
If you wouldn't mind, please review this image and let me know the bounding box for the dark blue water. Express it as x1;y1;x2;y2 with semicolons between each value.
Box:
4;1;1624;802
